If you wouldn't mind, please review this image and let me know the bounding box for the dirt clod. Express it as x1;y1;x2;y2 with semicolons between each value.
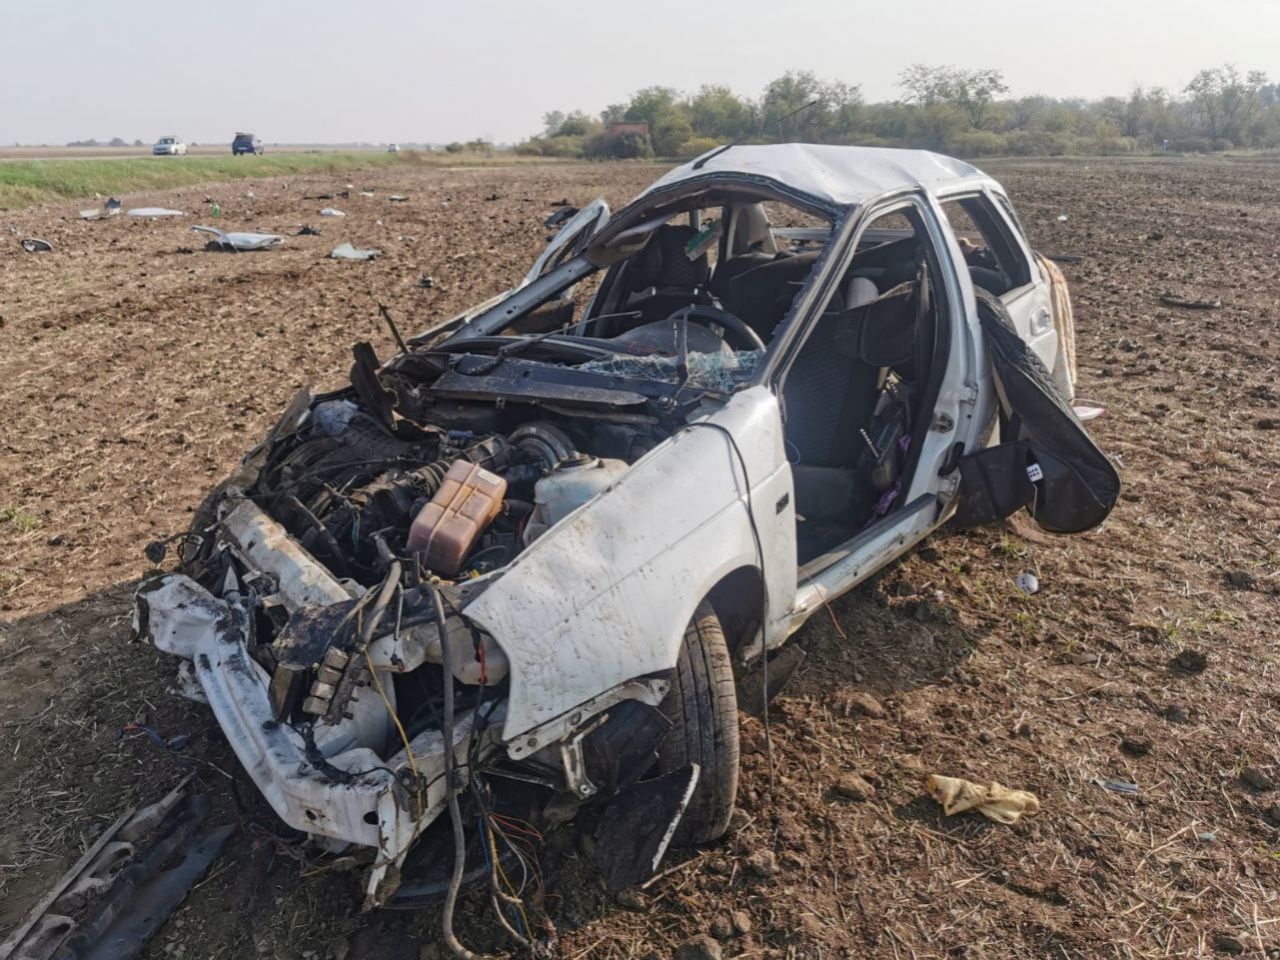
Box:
839;691;885;719
731;910;753;935
1121;735;1153;757
1240;766;1275;792
1211;934;1245;954
1222;570;1257;590
709;915;734;939
832;772;876;801
616;887;646;911
744;850;777;878
1163;703;1192;724
1171;649;1208;674
675;934;723;960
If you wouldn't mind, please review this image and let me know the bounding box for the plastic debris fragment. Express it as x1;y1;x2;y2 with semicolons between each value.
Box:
330;242;382;261
193;225;284;251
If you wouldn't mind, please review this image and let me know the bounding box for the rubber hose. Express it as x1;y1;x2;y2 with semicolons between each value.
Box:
429;580;479;960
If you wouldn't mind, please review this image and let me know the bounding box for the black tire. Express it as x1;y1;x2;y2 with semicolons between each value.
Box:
656;601;740;843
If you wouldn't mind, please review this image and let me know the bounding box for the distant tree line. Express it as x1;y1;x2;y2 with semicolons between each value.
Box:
517;64;1280;159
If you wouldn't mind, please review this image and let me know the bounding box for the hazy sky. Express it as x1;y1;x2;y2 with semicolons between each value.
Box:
2;0;1276;145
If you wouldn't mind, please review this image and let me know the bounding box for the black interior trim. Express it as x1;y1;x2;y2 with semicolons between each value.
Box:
797;494;936;581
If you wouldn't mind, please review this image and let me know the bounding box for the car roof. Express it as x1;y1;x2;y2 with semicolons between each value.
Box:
643;143;986;211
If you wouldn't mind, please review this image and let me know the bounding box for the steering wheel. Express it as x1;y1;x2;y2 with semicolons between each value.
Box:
669;304;766;352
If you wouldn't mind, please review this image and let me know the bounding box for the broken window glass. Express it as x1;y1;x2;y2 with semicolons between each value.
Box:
577;349;762;392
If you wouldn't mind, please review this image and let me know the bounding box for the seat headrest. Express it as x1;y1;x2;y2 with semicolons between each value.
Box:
634;224;711;288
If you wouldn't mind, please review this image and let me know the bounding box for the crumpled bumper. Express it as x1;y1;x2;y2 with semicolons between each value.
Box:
132;573;475;905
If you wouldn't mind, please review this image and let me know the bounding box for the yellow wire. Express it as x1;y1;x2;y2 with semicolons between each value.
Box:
364;641;425;818
493;840;532;935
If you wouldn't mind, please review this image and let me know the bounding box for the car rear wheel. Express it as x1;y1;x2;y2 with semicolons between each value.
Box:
656;601;740;844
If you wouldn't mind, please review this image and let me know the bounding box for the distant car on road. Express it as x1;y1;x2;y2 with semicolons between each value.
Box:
152;136;187;156
387;143;400;153
232;133;263;156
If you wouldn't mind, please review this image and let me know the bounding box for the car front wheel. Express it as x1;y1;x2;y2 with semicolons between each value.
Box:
656;601;740;843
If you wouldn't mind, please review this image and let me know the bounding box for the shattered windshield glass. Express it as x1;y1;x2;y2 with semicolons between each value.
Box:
576;349;762;392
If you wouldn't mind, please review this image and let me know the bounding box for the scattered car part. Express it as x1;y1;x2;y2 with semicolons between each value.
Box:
20;238;53;252
126;208;184;218
1159;293;1222;310
1091;778;1140;795
79;201;121;221
193;225;284;251
0;776;233;960
330;242;381;261
320;208;346;217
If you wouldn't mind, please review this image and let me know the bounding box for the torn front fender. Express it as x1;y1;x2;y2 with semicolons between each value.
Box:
461;385;797;751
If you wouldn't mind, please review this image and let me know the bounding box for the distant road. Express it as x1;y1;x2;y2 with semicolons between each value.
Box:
0;145;393;160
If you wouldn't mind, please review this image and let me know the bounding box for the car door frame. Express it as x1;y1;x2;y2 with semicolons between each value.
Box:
762;188;983;640
520;198;611;290
934;185;1059;376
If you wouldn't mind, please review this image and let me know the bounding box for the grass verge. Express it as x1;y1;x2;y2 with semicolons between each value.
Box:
0;150;559;211
0;152;410;210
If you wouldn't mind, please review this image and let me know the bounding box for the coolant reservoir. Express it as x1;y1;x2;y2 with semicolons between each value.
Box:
523;455;629;545
407;460;507;575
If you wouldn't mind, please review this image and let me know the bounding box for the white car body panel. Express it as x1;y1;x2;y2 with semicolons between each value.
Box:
464;385;798;746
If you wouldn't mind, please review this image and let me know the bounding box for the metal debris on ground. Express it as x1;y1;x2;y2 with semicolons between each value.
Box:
1015;571;1039;594
330;242;382;261
319;207;346;217
126;208;185;218
1159;293;1222;310
297;225;321;236
79;203;121;221
118;721;192;752
1091;777;1140;795
20;238;54;252
1072;400;1107;421
0;775;233;960
926;774;1041;823
388;195;409;202
192;225;284;252
544;206;579;228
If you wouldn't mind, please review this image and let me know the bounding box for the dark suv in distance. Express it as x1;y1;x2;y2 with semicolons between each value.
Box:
232;133;263;156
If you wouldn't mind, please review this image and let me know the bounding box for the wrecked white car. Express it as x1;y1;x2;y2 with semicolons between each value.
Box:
133;144;1118;918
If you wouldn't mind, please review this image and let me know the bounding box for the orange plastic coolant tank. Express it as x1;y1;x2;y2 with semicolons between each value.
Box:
406;460;507;576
